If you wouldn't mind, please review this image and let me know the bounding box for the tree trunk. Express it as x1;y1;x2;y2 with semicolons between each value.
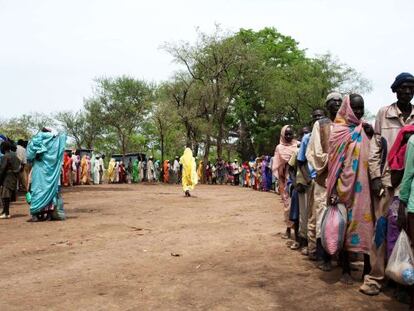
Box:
121;135;126;162
194;142;199;158
185;124;192;148
216;125;224;159
237;118;256;161
160;134;164;164
75;138;82;150
202;135;211;184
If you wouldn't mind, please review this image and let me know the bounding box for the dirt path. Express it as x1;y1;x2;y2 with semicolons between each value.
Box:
0;184;406;310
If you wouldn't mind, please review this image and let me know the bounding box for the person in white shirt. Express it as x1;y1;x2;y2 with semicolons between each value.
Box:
99;155;106;184
173;156;180;184
232;159;240;186
93;156;100;184
147;157;155;182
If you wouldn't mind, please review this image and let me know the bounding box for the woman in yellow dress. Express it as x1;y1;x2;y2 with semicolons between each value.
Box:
107;158;116;184
180;148;198;197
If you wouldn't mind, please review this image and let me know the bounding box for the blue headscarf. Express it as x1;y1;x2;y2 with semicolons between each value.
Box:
391;72;414;92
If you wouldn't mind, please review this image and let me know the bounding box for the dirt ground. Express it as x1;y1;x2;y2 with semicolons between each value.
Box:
0;184;408;311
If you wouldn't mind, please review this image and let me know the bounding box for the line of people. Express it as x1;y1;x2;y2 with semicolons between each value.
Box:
196;158;275;190
62;155;175;186
273;73;414;309
62;152;106;186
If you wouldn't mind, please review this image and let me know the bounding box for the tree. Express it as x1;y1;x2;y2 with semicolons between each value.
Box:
55;110;85;149
165;27;254;159
94;76;152;158
83;98;105;149
0;113;56;141
163;26;372;161
229;29;372;157
0;118;32;140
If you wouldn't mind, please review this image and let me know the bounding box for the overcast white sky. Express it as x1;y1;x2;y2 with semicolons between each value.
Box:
1;0;413;118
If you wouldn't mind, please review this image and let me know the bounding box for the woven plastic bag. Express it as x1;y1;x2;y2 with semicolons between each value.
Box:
321;203;347;255
385;230;414;285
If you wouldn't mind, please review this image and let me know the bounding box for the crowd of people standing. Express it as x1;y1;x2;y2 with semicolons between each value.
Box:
1;72;414;308
272;73;414;309
59;152;277;191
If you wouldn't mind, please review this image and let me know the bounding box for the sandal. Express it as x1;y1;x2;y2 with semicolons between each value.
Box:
290;242;301;250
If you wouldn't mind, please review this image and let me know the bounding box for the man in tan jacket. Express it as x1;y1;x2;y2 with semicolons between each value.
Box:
306;92;342;266
360;72;414;295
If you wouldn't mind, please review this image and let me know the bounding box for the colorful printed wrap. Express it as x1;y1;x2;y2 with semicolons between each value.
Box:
26;132;67;216
326;95;373;254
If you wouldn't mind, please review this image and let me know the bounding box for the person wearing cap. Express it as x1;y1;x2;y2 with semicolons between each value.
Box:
360;73;414;296
232;159;240;186
305;92;342;267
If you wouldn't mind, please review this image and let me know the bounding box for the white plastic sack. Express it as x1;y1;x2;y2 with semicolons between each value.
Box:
321;203;347;255
385;230;414;286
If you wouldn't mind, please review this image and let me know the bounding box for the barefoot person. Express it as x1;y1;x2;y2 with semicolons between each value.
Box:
327;94;374;284
180;147;198;197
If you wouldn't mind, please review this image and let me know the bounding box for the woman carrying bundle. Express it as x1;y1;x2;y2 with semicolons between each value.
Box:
326;94;374;284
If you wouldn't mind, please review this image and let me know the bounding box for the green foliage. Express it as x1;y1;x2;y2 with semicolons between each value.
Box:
94;76;153;156
0;113;56;141
2;27;372;162
83;98;105;149
55;110;85;149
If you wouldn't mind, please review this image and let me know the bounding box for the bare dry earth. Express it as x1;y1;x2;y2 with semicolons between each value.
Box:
0;184;406;311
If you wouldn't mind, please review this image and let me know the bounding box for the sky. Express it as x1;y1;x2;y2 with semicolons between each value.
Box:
1;0;413;118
